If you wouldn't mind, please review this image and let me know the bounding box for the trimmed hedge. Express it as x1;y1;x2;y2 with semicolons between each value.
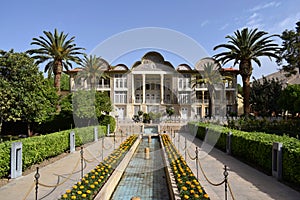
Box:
0;125;106;179
189;122;300;186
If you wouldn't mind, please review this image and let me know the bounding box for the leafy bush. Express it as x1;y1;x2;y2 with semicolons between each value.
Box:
0;125;106;178
227;117;300;139
99;115;115;133
189;122;300;186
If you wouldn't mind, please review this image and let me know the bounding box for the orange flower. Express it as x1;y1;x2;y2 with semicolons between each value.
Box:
204;193;209;198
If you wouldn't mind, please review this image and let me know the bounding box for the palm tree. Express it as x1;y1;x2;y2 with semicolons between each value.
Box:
77;55;110;89
192;62;224;117
213;28;279;116
27;29;85;94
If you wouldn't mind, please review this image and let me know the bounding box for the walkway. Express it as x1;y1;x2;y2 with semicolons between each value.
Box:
174;131;300;200
0;131;299;200
0;136;123;200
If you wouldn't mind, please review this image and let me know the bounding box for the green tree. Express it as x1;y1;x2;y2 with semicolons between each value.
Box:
192;62;224;117
214;28;279;116
77;55;110;89
278;84;300;116
27;29;85;94
72;90;112;127
95;91;112;115
166;106;175;118
250;77;282;116
0;50;58;136
49;73;70;91
277;21;300;76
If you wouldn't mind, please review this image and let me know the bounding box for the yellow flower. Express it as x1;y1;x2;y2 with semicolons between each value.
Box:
86;190;91;194
91;175;95;179
194;194;199;198
90;184;95;189
204;194;209;198
77;191;82;195
91;169;95;173
94;181;99;185
62;194;68;199
77;181;82;185
81;193;87;198
80;185;84;189
184;194;189;199
71;196;76;199
182;186;188;191
190;190;195;194
66;189;71;194
72;185;77;189
85;180;89;184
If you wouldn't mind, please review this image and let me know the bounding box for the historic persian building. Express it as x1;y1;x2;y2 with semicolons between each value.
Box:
66;51;239;121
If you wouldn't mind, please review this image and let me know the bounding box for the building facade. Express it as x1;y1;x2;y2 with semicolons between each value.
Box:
67;51;239;121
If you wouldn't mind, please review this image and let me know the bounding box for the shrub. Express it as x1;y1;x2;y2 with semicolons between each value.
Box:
99;115;115;133
189;122;300;186
0;125;106;178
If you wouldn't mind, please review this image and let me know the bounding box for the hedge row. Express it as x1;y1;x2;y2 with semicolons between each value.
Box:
189;122;300;186
0;125;106;179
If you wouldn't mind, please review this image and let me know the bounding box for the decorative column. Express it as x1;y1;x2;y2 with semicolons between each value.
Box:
160;74;164;104
142;74;146;104
70;75;74;91
131;74;135;103
202;90;205;116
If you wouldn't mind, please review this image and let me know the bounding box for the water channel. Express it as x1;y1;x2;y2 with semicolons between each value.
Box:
110;136;170;200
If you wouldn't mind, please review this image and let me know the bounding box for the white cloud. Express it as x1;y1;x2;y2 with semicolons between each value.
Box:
219;23;229;30
201;20;209;27
246;13;264;29
249;1;282;12
267;12;300;34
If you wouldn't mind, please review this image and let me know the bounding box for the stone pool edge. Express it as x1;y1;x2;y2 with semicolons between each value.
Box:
94;135;142;200
159;135;181;200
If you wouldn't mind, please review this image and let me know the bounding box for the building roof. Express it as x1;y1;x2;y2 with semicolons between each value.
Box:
64;67;83;74
255;70;300;87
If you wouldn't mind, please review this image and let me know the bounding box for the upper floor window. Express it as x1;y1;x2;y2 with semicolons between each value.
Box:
114;74;127;89
178;74;191;89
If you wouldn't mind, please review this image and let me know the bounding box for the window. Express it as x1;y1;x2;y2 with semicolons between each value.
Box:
178;92;191;104
178;74;191;89
196;107;202;117
114;91;127;103
114;74;127;89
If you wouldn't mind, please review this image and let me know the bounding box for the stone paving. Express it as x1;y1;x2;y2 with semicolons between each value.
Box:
0;129;300;200
0;136;122;200
111;136;169;200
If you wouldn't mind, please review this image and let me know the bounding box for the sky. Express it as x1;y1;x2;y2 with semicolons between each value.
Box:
1;0;299;82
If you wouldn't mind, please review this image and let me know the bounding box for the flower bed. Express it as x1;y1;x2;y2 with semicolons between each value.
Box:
59;134;137;200
161;134;210;200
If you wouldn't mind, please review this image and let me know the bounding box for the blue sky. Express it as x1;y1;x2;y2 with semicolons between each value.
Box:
1;0;299;81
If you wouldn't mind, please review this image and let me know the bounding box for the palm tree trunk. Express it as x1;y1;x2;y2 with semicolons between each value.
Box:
27;123;32;137
242;75;251;116
0;118;2;135
54;60;63;95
